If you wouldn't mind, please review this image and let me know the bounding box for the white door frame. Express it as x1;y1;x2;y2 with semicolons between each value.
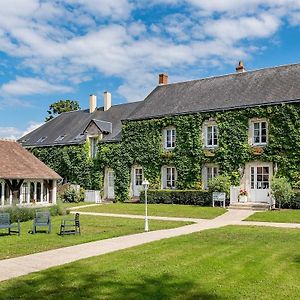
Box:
105;168;115;200
131;166;143;197
245;161;273;203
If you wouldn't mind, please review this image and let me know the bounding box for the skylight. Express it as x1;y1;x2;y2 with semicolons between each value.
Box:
74;133;85;140
36;136;47;143
55;135;66;142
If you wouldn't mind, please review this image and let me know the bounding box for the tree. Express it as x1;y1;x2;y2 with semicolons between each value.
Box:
271;176;294;209
45;100;80;122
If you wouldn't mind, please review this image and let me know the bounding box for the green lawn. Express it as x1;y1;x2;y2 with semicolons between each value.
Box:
78;203;226;219
0;215;189;260
246;209;300;223
0;226;299;300
57;201;95;210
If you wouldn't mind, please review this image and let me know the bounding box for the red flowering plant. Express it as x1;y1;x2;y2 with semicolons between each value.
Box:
239;189;248;196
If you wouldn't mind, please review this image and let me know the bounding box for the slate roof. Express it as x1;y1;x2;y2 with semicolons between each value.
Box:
0;140;61;180
91;119;112;133
127;63;300;120
19;62;300;147
19;102;141;147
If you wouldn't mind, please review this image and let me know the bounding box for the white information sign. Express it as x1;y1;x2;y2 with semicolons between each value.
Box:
212;192;226;208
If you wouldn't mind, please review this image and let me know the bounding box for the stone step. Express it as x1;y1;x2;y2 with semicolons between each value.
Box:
229;202;270;211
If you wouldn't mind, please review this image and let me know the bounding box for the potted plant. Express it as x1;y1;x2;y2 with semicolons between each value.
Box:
239;189;248;203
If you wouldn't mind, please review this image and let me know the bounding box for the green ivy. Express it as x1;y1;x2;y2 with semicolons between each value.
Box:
31;103;300;201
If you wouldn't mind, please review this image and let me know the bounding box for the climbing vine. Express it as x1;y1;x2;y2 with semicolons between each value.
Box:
31;103;300;201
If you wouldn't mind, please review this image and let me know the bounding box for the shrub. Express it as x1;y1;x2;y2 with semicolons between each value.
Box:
140;189;212;206
281;192;300;209
207;175;231;198
271;177;295;209
62;187;85;203
0;204;64;223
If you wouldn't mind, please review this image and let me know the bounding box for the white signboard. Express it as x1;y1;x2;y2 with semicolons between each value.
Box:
212;192;226;208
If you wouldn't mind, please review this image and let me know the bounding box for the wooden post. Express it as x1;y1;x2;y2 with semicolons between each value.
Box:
4;179;24;206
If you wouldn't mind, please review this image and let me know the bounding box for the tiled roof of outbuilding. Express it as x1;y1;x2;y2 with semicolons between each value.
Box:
0;140;61;179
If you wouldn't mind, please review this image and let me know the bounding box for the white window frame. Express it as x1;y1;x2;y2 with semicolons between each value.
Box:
203;122;218;148
163;127;176;150
134;167;143;186
250;119;268;146
89;137;98;158
162;166;177;189
202;164;219;189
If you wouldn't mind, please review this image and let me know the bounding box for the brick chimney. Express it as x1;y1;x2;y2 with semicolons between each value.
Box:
89;94;97;113
236;61;246;73
159;73;168;85
104;91;111;111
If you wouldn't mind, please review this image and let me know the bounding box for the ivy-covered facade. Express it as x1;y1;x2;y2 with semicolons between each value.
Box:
20;62;300;204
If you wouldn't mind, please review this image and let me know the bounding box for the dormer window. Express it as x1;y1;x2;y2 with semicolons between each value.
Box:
250;119;268;146
36;136;47;143
164;127;176;150
54;135;65;142
203;121;218;148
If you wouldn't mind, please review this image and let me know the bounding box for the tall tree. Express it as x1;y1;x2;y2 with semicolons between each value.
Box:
45;100;80;122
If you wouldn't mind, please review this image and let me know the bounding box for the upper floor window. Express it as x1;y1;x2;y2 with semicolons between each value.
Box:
164;127;176;149
89;137;98;158
162;166;177;189
251;120;268;146
204;124;218;148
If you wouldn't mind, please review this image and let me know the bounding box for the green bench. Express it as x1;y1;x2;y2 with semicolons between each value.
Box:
0;213;20;236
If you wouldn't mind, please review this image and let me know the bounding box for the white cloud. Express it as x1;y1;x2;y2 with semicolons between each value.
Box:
204;14;281;43
186;0;300;14
0;77;73;96
0;127;22;140
64;0;132;19
22;121;44;136
0;0;299;105
0;121;43;139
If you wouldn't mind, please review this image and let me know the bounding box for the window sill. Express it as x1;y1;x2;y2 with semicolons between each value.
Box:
204;148;217;157
164;147;175;151
251;145;265;155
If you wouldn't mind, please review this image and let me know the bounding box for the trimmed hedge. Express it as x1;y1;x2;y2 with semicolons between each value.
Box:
0;205;65;223
281;192;300;209
139;189;212;206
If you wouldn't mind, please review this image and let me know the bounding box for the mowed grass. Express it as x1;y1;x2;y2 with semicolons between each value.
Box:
0;215;189;260
0;226;299;300
246;209;300;223
78;203;226;219
57;201;95;210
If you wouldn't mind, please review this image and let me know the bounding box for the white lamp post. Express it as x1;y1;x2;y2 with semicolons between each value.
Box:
142;179;149;232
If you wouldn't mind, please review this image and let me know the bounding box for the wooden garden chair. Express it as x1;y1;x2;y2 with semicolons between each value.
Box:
0;213;20;236
33;211;51;234
60;213;81;236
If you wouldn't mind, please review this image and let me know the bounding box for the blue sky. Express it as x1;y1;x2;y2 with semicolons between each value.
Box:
1;0;300;138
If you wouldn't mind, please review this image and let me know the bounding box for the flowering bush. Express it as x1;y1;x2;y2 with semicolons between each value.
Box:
239;189;248;196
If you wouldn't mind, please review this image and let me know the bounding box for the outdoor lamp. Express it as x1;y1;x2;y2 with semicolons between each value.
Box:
142;179;150;232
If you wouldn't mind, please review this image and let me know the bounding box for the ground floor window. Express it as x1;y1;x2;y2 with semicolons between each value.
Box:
162;166;177;189
202;164;219;189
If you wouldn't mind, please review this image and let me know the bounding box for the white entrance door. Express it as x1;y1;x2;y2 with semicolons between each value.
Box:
133;167;143;197
107;170;115;199
249;163;272;203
